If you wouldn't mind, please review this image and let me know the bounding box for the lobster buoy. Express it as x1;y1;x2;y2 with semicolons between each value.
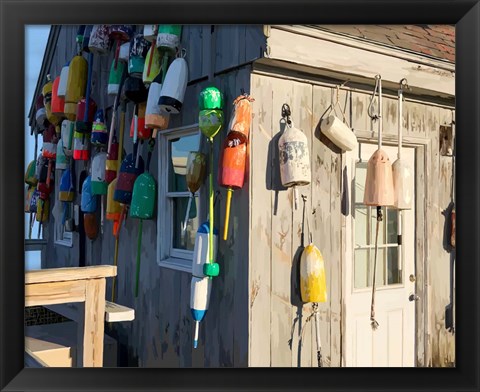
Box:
91;110;109;146
190;222;218;348
156;25;182;53
56;139;68;170
142;44;161;86
119;42;130;63
105;141;120;184
25;160;38;187
129;33;150;79
158;56;188;114
278;109;311;210
42;74;60;127
35;94;47;130
300;243;327;303
81;175;97;213
59;168;74;202
25;186;36;213
57;62;70;98
124;76;148;104
29;189;40;214
51;76;65;117
363;149;395;207
91;152;108;195
320;115;357;151
199;87;224;110
227;94;253;140
199;110;224;139
114;153;145;205
129;102;152;140
108;59;126;96
73;130;90;161
37;158;54;200
130;172;156;219
88;25;111;55
143;25;158;42
107;178;122;236
145;73;170;130
75;97;97;133
110;25;133;68
84;213;98;240
36;198;50;223
42;124;57;160
64;55;87;120
61;120;74;156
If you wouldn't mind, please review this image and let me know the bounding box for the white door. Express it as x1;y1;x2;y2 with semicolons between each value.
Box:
344;143;416;367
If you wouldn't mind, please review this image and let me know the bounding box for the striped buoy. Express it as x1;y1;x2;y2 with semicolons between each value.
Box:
91;110;109;146
91;152;108;195
55;139;68;170
145;73;170;130
128;33;150;79
114;153;145;205
129;102;152;140
158;56;188;114
156;25;182;53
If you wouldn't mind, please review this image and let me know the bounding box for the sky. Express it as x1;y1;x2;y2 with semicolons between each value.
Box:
25;25;50;270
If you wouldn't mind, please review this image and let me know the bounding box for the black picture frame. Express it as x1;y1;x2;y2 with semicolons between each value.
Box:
1;1;478;391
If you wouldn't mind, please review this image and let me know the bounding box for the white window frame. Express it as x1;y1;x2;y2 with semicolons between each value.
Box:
157;124;202;273
53;173;74;248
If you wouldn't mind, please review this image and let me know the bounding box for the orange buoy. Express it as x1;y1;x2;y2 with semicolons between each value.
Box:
129;102;152;140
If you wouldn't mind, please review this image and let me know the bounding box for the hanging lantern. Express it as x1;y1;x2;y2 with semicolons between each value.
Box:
300;243;327;303
128;33;150;79
278;105;311;209
24;160;38;187
91;152;108;195
42;124;57;160
35;94;47;130
190;222;218;348
129;102;152;140
320;115;357;152
199;110;224;139
56;139;68;170
81;175;97;213
199;86;224;110
91;110;109;146
59;168;75;202
392;82;413;210
145;73;170;130
61;120;74;156
64;55;88;120
76;98;97;133
88;25;111;55
114;153;145;205
143;25;158;42
156;25;182;53
108;60;126;96
142;44;162;86
106;141;120;184
51;76;65;118
73;131;90;161
42;74;60;126
158;56;188;114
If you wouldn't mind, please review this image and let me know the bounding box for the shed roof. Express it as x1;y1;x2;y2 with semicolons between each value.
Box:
316;25;455;63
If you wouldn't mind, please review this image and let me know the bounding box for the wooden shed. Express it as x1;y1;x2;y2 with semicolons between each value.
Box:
28;24;455;367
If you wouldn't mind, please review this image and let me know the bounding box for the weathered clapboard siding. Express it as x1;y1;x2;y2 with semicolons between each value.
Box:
43;25;262;368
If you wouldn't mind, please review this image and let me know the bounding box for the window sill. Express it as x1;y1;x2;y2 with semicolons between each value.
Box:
157;257;192;274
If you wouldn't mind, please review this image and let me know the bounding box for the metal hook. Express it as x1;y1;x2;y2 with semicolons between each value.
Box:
282;103;292;125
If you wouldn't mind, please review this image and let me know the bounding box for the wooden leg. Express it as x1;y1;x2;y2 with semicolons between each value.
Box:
82;278;106;367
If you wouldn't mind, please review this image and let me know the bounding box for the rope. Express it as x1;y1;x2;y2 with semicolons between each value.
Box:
299;303;323;367
370;206;382;330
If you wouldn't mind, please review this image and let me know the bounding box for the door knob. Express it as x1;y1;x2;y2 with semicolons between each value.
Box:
409;293;420;302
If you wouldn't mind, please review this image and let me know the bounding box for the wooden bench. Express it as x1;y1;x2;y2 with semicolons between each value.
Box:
25;266;117;367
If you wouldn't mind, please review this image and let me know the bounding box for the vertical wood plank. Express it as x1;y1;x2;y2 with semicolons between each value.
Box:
83;278;106;367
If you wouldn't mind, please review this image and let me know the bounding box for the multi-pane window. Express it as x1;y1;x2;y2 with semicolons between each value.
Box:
354;162;402;289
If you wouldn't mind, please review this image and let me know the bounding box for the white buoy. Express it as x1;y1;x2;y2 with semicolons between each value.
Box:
158;56;188;114
91;152;108;195
278;105;311;210
61;120;74;156
320;114;357;151
190;277;212;349
143;25;158;42
57;62;70;98
55;139;68;170
145;73;169;130
192;222;218;278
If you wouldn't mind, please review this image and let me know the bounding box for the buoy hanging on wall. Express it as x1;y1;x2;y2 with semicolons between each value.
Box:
145;73;170;130
91;109;109;146
57;62;70;98
106;140;120;184
108;59;126;96
51;76;65;118
42;74;60;127
129;102;152;140
73;130;90;161
59;168;75;202
61;120;74;156
156;25;182;53
64;55;88;121
25;160;38;187
278;104;311;210
128;33;150;79
190;222;218;348
143;25;158;42
110;25;134;68
42;124;58;160
392;79;413;210
88;25;111;55
142;44;161;86
75;97;97;133
91;152;108;195
300;243;327;303
158;53;188;114
81;175;97;213
35;94;47;130
114;153;145;205
56;139;68;170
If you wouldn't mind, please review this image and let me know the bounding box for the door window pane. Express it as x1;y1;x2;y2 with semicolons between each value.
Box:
354;249;369;289
386;208;398;244
355;163;367;203
168;134;201;192
355;207;368;246
370;207;385;245
387;247;402;284
369;247;385;287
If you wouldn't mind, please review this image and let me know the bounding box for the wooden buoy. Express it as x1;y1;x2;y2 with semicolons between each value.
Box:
300;243;327;303
42;124;58;160
129;102;152;140
114;153;145;205
320;114;357;151
51;76;65;118
108;59;126;96
83;213;98;240
392;80;413;210
156;25;182;53
110;25;133;68
107;178;122;235
106;140;120;183
143;25;158;42
128;33;150;79
37;157;54;200
42;75;59;125
64;55;87;120
190;222;218;348
199;109;224;139
278;104;311;210
57;62;70;98
36;198;49;223
75;97;97;133
91;110;109;146
158;55;188;114
55;139;68;170
59;168;75;202
81;175;97;213
61;120;74;156
73;130;90;161
182;152;207;234
91;152;108;195
88;25;111;55
145;73;170;130
142;44;161;86
25;160;38;187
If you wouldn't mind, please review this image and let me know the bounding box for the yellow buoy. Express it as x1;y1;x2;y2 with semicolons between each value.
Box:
64;55;87;121
300;243;327;303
